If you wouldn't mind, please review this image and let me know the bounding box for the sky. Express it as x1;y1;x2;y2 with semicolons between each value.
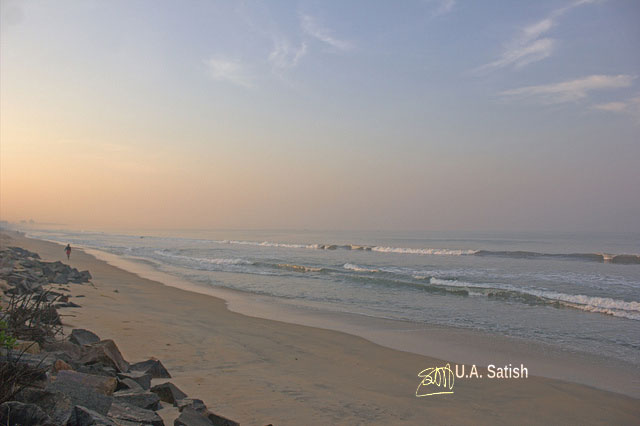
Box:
1;0;639;232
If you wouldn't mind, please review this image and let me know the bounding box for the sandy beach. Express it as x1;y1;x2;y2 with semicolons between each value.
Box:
2;231;638;425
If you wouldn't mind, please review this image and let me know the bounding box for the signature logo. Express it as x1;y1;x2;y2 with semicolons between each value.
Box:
416;363;455;397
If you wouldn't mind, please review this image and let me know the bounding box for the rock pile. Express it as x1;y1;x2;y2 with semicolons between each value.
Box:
0;246;241;426
0;247;91;295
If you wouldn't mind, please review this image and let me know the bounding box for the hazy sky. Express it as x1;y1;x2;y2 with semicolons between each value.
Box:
1;0;639;232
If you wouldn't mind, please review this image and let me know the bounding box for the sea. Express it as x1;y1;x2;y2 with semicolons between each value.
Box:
20;228;640;369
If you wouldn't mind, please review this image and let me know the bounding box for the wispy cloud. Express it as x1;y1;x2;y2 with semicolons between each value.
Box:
432;0;456;17
205;58;252;88
301;14;354;51
269;38;308;73
593;101;628;112
478;0;597;71
500;75;636;104
593;96;640;121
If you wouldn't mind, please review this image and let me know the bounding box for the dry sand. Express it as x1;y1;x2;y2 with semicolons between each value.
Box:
3;231;638;425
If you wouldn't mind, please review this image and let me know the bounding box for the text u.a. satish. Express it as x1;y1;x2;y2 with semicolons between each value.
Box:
456;363;528;379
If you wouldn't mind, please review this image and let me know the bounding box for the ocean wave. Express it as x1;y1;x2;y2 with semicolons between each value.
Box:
426;277;640;320
343;263;380;273
524;290;640;320
219;240;310;249
372;246;477;256
475;250;640;264
215;239;639;264
153;250;252;265
276;264;323;273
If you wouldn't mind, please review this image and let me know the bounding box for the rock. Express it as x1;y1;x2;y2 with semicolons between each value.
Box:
53;359;74;374
55;301;81;308
14;387;73;425
0;401;54;426
76;362;118;377
67;405;118;426
0;278;10;292
113;389;160;410
130;358;171;378
204;410;240;426
41;305;62;325
14;340;41;354
46;374;113;415
175;407;213;426
80;270;92;281
151;382;188;405
52;370;118;395
1;350;56;374
117;371;152;390
79;340;129;373
70;328;101;346
176;398;206;413
41;340;83;359
53;273;69;284
174;407;240;426
108;401;164;426
116;377;144;392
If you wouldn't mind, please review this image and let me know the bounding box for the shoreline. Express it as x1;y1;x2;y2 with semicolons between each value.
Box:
60;236;640;398
3;230;639;425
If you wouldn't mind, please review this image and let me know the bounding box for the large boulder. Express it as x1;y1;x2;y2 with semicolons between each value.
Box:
13;340;41;354
175;407;213;426
116;377;144;392
53;273;69;284
176;398;207;413
117;371;152;390
40;305;62;325
41;340;83;359
151;382;187;405
107;401;164;426
129;358;171;378
174;407;240;426
67;405;118;426
79;340;129;373
46;375;113;415
204;410;240;426
13;388;73;425
70;329;101;346
52;370;117;395
113;389;160;410
0;401;54;426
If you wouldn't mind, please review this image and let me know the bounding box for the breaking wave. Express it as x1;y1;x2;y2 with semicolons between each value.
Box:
475;250;640;264
372;247;476;256
343;263;380;273
424;277;640;321
276;264;323;273
215;240;639;264
153;250;252;266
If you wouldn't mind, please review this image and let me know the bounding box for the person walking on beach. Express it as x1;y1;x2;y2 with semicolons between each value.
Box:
64;244;71;260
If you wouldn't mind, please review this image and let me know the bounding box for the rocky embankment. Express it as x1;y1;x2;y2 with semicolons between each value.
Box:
0;246;242;426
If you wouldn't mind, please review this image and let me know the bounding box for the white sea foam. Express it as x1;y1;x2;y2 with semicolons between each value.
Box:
153;250;252;265
372;246;477;256
277;264;323;273
428;277;640;320
219;240;311;249
526;290;640;320
343;263;380;273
